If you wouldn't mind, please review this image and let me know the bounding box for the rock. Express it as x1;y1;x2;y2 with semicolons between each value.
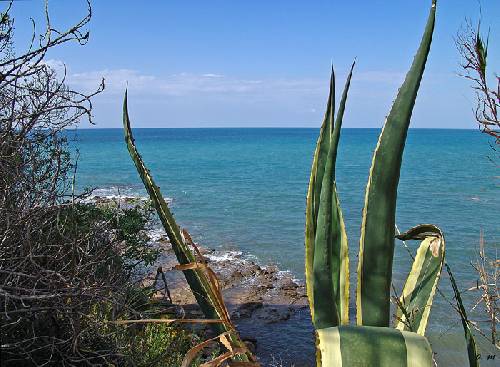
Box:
263;265;278;274
231;270;244;280
158;234;170;243
240;264;261;277
257;306;293;324
198;246;212;255
280;278;299;290
242;337;257;354
231;301;263;319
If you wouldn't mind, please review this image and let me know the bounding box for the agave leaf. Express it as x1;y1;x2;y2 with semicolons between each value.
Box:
307;63;354;329
122;92;254;363
394;224;445;335
312;67;340;328
317;326;433;367
333;61;355;324
446;263;480;367
357;0;436;327
123;91;216;322
305;69;335;322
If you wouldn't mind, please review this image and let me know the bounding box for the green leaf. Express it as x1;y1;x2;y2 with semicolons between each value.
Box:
446;263;480;367
356;0;437;327
122;92;253;363
317;326;433;367
305;69;335;323
394;224;445;335
307;63;354;329
312;67;340;328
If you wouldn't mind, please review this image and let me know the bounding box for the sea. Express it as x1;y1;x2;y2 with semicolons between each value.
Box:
69;128;499;365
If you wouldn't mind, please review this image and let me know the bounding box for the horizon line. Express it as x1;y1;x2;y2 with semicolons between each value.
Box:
73;126;481;130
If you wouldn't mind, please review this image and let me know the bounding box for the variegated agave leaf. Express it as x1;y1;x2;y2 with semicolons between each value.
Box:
394;224;445;335
122;92;256;364
317;326;433;367
356;0;436;327
305;63;354;329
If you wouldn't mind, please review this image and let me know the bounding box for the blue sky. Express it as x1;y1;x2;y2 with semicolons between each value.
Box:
10;0;500;128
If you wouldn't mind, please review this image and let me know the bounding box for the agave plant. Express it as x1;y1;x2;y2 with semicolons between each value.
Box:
305;1;450;365
122;95;259;366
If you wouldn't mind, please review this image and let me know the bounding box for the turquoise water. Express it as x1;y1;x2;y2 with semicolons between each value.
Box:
70;128;498;355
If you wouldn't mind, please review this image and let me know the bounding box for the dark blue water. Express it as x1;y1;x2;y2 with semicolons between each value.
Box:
69;128;498;363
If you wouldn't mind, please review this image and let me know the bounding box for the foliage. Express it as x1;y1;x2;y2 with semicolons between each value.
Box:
456;13;499;357
81;200;160;272
303;1;478;366
447;264;481;367
0;1;191;365
119;323;202;367
122;92;259;365
456;18;499;145
468;232;499;350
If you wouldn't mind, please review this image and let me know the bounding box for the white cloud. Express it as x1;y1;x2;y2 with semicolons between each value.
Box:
45;59;408;100
73;69;155;93
202;73;224;78
43;60;440;128
57;66;321;97
40;59;67;76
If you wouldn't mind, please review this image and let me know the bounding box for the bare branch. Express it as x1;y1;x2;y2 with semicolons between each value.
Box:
456;19;499;145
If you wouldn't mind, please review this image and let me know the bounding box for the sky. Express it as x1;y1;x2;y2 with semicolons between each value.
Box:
9;0;500;128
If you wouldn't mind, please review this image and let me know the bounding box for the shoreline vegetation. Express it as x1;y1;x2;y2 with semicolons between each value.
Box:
91;195;313;365
89;195;497;367
2;0;497;366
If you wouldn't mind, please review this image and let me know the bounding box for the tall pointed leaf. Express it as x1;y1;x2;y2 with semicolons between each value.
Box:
122;92;254;363
446;264;480;367
312;68;339;328
305;69;335;322
333;62;355;324
394;224;445;335
307;63;355;329
357;0;436;327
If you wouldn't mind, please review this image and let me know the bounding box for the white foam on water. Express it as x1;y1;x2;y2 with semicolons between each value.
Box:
205;250;244;263
144;223;300;283
147;228;169;243
82;186;172;204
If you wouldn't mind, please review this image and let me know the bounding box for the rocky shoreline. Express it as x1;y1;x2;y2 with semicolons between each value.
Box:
145;231;315;366
90;195;316;366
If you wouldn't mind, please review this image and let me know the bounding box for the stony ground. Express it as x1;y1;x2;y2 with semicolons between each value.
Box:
144;233;315;366
91;195;316;365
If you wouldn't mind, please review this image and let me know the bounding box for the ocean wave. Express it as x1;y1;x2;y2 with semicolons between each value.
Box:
205;250;244;263
147;228;169;243
82;186;172;204
145;226;300;282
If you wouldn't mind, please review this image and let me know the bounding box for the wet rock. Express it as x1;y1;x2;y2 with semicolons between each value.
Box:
257;306;293;324
263;265;278;274
280;278;299;290
240;264;261;277
231;301;263;319
242;337;257;354
231;270;244;281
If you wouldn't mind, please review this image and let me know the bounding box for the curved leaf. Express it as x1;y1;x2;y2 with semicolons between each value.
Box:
307;63;354;329
317;326;433;367
446;263;480;367
122;92;254;363
305;69;335;322
394;224;445;335
357;0;437;327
